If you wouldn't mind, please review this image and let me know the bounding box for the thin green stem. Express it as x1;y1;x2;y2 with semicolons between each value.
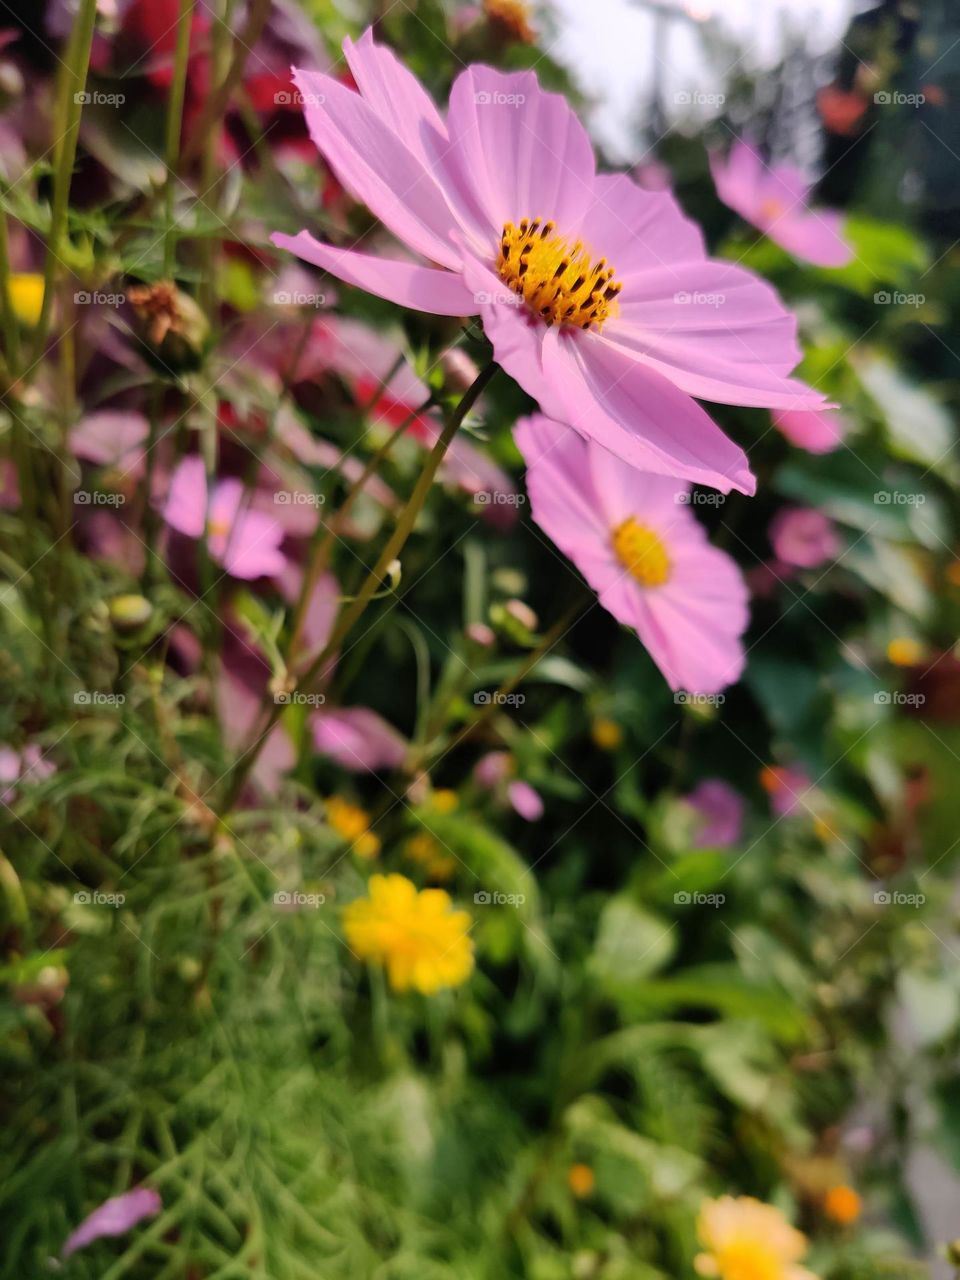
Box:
162;0;195;275
0;203;21;379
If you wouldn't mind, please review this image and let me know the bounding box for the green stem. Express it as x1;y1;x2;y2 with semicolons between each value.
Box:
30;0;99;368
0;203;21;379
219;362;497;812
162;0;195;275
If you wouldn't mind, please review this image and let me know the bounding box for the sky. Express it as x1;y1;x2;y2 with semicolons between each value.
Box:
544;0;860;160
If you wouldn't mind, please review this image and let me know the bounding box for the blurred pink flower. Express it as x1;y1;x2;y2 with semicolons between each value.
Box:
218;671;296;797
772;408;845;454
473;752;543;820
515;414;749;695
311;706;407;772
684;778;743;847
272;29;826;495
62;1186;161;1259
1;743;55;804
69;409;150;479
507;779;544;821
711;140;852;268
761;764;813;818
0;457;19;509
769;507;840;569
163;455;287;580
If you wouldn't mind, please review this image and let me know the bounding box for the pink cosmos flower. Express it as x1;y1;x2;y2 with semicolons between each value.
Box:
772;408;845;454
515;414;749;694
69;409;150;479
684;778;744;847
711;140;852;268
162;455;287;580
769;506;840;569
310;706;407;772
271;30;826;495
62;1186;161;1259
0;743;56;804
473;751;543;820
760;764;814;818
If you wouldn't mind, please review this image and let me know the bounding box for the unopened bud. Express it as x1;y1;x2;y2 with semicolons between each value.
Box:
128;280;209;371
108;593;152;631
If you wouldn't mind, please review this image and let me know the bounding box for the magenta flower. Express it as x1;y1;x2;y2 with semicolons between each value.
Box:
69;409;149;479
769;506;840;569
163;455;287;580
62;1186;161;1259
311;706;407;772
473;751;543;820
507;779;544;822
772;408;845;454
515;414;749;694
684;779;744;848
761;764;814;818
271;30;826;495
711;140;852;268
0;743;55;804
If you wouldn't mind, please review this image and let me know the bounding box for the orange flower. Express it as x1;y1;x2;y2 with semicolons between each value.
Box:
822;1185;861;1226
695;1196;819;1280
567;1163;595;1198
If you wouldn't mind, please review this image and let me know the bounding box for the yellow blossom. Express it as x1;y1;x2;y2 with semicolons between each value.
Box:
431;788;459;814
887;637;923;667
695;1196;819;1280
822;1184;861;1226
9;273;44;328
343;873;474;994
325;796;380;860
567;1163;595;1198
591;717;623;751
404;831;456;880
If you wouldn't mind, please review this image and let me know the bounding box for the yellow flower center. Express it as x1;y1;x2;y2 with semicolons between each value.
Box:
612;518;671;587
207;517;231;539
496;218;622;330
714;1241;782;1280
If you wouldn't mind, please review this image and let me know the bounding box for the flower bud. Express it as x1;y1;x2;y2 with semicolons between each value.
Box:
128;280;209;372
108;593;152;631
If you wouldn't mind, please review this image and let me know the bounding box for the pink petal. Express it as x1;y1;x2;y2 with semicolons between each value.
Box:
69;410;150;476
311;707;407;772
685;779;744;848
773;407;845;453
765;207;853;268
270;232;475;316
768;507;840;569
218;507;287;579
442;66;595;243
580;173;705;277
342;29;448;169
508;779;544;821
62;1187;161;1259
163;455;207;538
290;66;462;269
540;329;756;495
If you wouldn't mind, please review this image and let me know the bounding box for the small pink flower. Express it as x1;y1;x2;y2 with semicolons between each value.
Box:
311;706;407;772
684;779;743;847
0;457;20;509
62;1186;161;1259
0;743;55;804
69;409;150;479
163;455;287;580
473;752;543;820
769;506;840;569
711;140;852;268
772;408;845;454
272;30;826;496
515;414;749;695
761;764;813;818
507;779;543;821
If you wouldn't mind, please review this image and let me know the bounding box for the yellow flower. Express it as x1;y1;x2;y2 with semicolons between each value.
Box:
695;1196;819;1280
343;873;474;994
404;831;456;881
591;717;623;751
325;796;380;860
9;273;44;328
822;1184;861;1226
887;637;923;667
431;788;459;814
567;1163;595;1198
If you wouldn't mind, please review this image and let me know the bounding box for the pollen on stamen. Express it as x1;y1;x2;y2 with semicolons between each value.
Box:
612;518;671;588
496;218;622;331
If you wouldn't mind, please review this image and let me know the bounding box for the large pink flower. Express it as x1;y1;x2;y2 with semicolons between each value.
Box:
711;140;852;268
271;30;826;495
514;414;749;694
163;455;287;580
